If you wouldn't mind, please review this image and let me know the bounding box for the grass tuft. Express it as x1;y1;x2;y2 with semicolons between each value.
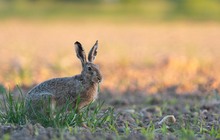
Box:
0;86;115;129
0;86;27;125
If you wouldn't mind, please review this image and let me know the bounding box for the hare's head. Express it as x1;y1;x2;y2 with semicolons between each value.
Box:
74;41;102;84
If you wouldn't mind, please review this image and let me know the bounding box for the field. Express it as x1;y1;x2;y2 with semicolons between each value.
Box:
0;90;219;140
0;1;220;139
0;20;219;140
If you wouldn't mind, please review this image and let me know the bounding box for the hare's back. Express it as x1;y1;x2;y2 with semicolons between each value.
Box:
27;76;80;96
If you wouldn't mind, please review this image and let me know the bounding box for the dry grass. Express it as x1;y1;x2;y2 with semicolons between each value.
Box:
1;20;220;93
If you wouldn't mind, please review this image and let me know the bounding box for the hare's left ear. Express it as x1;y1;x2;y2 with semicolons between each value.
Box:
74;41;87;67
88;40;98;62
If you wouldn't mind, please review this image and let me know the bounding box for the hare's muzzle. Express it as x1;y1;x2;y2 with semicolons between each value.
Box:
97;77;102;83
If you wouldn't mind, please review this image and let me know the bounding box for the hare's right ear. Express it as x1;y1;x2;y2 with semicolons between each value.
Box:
74;41;87;67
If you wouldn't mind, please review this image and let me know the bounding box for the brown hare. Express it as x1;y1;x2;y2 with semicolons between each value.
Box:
25;41;102;119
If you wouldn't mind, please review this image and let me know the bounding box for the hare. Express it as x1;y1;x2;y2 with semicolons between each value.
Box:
25;41;102;119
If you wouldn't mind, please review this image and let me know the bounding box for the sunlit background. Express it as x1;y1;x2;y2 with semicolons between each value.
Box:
1;0;220;94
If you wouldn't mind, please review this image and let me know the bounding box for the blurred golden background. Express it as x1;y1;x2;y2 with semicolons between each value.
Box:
1;0;220;94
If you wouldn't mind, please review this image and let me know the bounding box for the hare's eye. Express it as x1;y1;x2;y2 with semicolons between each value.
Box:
88;66;92;71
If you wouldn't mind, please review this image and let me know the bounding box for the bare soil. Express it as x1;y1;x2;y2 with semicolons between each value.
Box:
0;88;219;140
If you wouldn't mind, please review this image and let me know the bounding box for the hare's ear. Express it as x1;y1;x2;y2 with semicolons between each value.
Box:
88;40;98;62
74;41;87;67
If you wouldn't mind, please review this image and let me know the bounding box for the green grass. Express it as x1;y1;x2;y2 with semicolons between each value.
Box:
0;85;115;129
0;86;27;125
